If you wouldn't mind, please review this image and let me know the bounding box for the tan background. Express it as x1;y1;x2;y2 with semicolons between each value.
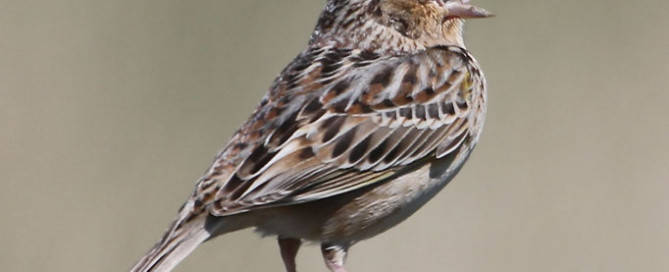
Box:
2;0;669;271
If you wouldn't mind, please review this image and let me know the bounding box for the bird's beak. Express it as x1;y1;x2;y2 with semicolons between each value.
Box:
445;0;493;19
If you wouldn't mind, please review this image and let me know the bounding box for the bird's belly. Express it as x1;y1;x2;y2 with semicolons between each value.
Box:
253;147;472;244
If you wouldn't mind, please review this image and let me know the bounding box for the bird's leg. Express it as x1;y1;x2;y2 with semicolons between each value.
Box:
321;243;349;272
278;237;302;272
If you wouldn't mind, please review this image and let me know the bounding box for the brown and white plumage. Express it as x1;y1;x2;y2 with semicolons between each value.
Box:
130;0;491;271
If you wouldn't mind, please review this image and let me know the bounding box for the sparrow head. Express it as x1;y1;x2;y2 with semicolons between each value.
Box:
310;0;491;53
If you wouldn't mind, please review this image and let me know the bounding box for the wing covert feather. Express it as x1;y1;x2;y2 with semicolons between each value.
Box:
199;46;485;216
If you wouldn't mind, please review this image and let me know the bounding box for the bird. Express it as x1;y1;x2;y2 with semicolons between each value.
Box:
130;0;491;271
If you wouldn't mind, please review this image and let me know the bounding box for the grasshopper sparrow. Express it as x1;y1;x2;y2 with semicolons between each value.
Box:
131;0;491;271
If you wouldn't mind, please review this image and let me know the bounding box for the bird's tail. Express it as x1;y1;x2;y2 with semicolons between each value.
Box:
129;212;210;272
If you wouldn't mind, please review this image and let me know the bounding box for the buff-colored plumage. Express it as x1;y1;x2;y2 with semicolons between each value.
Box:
130;1;491;271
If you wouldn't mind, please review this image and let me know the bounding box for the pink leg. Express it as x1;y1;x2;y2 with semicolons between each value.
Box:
278;237;302;272
321;243;349;272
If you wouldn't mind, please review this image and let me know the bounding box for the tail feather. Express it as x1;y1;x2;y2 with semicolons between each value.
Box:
130;214;210;272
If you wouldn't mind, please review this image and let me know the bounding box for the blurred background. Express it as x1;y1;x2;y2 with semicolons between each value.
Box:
2;0;669;271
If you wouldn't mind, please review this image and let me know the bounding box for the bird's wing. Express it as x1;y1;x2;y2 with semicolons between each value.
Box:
192;45;485;216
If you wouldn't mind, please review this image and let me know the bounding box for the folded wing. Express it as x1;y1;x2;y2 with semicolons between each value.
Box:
193;46;485;216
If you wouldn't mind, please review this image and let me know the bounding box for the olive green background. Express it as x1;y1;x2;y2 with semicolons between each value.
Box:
2;0;668;271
